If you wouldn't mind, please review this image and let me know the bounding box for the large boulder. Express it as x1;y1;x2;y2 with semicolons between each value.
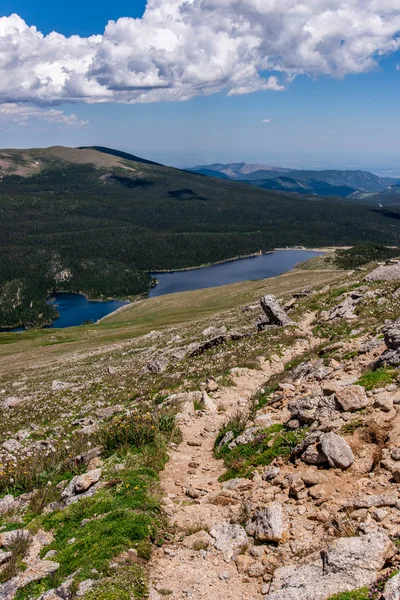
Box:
366;263;400;283
260;295;294;327
320;432;354;470
335;385;371;412
246;503;284;542
266;531;396;600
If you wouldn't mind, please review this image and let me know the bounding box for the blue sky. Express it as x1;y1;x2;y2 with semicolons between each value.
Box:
1;0;400;172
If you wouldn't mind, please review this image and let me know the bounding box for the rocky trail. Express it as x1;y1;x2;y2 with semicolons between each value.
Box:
150;317;318;600
4;260;400;600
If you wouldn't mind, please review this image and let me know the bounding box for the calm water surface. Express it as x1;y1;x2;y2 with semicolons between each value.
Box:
149;250;323;297
47;294;128;329
2;250;323;331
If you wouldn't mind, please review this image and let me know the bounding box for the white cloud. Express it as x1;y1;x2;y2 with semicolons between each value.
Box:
262;119;271;123
0;1;399;107
0;103;88;127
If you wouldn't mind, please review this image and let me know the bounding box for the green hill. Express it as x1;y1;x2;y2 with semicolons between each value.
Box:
1;146;400;329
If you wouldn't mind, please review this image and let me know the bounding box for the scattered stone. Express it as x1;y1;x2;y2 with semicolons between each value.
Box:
2;438;22;453
344;494;398;509
209;522;248;562
326;292;363;321
0;495;16;515
320;432;354;470
246;503;284;542
374;392;394;412
228;427;263;449
2;396;26;409
202;326;227;337
205;377;219;393
201;390;217;414
260;295;295;327
335;385;370;412
51;381;74;392
61;469;102;502
76;579;96;596
262;466;280;481
383;572;400;600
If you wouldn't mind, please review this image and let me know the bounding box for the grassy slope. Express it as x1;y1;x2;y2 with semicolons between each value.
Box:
0;267;343;375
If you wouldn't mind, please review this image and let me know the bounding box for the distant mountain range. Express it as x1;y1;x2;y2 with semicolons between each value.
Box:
190;162;400;197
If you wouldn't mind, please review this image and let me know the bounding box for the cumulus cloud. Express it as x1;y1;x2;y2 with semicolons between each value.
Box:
0;103;88;127
0;0;399;107
262;119;271;123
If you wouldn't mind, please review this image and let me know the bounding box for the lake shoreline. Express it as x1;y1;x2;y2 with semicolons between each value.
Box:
1;247;334;333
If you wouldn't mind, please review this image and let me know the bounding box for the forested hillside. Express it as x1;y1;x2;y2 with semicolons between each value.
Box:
1;147;400;329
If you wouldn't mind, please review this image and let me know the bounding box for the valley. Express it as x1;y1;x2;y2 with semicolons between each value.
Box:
1;146;400;330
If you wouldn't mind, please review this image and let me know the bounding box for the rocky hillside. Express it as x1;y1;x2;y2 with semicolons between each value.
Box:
3;256;400;599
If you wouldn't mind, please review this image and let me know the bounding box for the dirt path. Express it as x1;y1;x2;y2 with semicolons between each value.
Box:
149;316;317;600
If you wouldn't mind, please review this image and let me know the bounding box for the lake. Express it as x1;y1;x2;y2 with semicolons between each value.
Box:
2;249;323;331
149;249;323;297
46;294;129;329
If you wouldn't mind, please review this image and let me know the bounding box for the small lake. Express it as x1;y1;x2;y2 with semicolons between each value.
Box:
149;249;323;297
46;294;128;329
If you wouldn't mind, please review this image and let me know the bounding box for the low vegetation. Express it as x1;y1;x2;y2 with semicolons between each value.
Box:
356;368;398;391
215;421;308;481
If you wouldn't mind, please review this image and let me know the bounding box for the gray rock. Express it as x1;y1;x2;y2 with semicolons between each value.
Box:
218;431;234;448
344;494;398;509
0;560;59;599
391;447;400;461
383;572;400;600
209;522;248;562
145;355;170;373
359;339;382;354
374;392;394;412
375;319;400;368
263;466;280;481
0;495;16;515
246;503;284;542
320;432;354;470
202;326;227;337
201;390;217;414
327;293;363;321
366;263;400;283
267;531;395;600
301;444;327;465
228;427;263;449
2;438;22;453
52;381;74;391
61;469;101;501
260;295;295;327
76;579;96;596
